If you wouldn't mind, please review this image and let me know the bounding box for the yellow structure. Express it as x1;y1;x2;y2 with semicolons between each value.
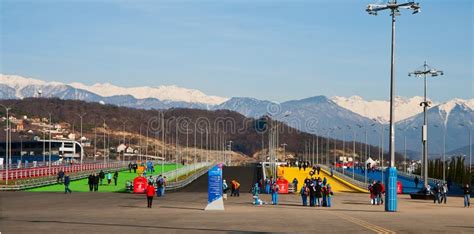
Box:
283;167;367;193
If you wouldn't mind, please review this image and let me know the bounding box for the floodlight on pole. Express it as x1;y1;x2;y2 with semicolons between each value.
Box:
366;0;420;212
409;61;444;188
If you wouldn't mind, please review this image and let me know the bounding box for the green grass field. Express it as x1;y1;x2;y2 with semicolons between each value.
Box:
28;163;182;193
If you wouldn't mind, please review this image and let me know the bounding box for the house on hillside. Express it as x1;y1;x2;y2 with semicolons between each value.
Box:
116;144;136;154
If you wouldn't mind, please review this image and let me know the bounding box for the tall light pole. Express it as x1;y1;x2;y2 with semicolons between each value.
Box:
348;125;356;179
281;143;287;163
409;62;444;187
1;104;12;185
102;118;107;165
459;123;472;176
228;140;233;166
367;0;420;212
121;119;128;162
434;124;446;181
48;113;52;175
398;128;408;174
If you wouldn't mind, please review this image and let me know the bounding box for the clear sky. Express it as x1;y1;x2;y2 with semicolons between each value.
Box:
1;0;472;102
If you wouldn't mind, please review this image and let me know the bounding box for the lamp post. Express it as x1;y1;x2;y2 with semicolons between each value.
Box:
228;140;233;166
434;124;446;181
1;104;12;184
281;143;287;163
101;118;107;165
409;62;444;187
48;113;52;175
121;119;128;163
366;0;420;212
357;124;368;184
459;123;472;176
397;128;407;173
348;125;356;179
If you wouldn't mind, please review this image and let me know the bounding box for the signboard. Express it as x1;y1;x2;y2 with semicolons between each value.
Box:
205;164;224;211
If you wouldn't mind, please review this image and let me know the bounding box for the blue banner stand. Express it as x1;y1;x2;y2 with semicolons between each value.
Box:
385;167;398;212
205;164;225;211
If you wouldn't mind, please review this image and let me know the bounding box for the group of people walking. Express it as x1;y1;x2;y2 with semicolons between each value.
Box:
432;183;449;204
86;170;119;192
299;177;333;207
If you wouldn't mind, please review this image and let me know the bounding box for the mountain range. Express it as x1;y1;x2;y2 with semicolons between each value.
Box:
1;74;472;156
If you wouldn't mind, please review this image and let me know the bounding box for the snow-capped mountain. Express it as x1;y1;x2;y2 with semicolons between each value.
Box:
395;99;474;155
216;96;375;135
69;82;227;105
0;74;228;105
1;74;472;155
331;95;437;123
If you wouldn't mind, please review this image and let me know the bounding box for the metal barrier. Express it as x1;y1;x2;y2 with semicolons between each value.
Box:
0;161;132;181
166;163;214;191
332;166;446;187
0;165;129;191
318;164;369;191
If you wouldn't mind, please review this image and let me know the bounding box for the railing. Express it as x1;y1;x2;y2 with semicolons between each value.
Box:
160;162;212;182
0;161;132;181
333;166;447;187
166;163;214;191
318;164;369;191
0;165;129;191
334;167;372;184
397;170;446;185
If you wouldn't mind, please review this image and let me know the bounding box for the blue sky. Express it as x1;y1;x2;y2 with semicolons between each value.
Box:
1;0;472;102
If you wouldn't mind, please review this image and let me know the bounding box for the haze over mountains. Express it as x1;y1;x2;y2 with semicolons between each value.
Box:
1;74;472;156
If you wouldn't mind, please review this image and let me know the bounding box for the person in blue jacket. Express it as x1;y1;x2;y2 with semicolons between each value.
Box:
300;183;309;206
64;174;72;194
326;184;333;207
271;182;280;205
265;177;271;194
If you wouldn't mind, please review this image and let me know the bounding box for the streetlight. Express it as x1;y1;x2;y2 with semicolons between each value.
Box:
228;140;233;166
347;125;356;179
434;124;446;181
281;143;287;163
459;123;472;176
367;0;420;212
409;61;444;188
357;124;368;184
397;128;407;173
1;104;12;185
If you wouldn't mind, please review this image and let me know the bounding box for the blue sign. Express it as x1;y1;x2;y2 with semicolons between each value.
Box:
208;164;223;204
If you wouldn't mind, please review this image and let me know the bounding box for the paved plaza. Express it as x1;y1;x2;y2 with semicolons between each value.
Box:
0;191;472;233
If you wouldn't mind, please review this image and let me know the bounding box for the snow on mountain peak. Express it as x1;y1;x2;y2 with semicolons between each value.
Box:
331;95;437;123
1;74;228;105
68;82;228;105
0;74;46;88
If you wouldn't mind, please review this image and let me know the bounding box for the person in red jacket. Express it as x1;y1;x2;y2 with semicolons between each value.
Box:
146;182;156;208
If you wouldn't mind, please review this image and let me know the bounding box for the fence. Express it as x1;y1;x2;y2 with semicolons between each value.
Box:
0;164;129;191
166;163;214;191
0;161;130;181
318;164;369;191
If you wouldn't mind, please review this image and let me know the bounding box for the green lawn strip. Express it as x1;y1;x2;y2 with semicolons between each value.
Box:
27;164;183;193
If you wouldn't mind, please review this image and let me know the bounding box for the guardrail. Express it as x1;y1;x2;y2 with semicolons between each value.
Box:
0;165;129;191
318;164;369;192
397;170;446;185
333;166;447;187
166;163;214;191
0;162;133;181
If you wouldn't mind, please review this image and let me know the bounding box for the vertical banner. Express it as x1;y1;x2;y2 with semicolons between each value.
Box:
205;163;224;211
